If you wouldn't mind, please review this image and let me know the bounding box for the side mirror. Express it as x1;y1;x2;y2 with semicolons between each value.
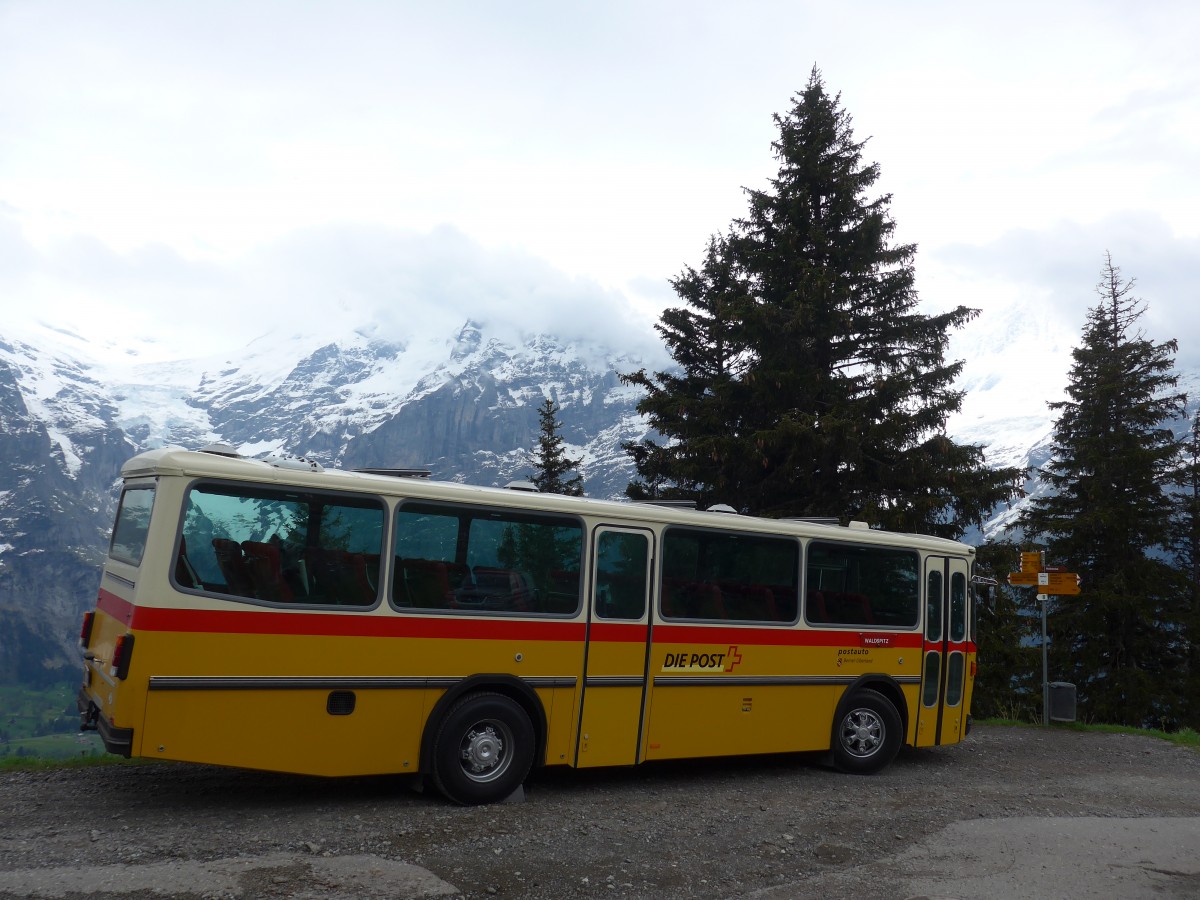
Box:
971;575;997;606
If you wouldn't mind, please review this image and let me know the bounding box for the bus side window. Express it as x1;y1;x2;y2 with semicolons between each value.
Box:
660;527;798;623
392;502;583;616
177;483;384;607
805;541;919;628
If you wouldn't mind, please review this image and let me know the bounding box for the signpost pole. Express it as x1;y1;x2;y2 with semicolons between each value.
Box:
1007;554;1078;726
1040;592;1049;726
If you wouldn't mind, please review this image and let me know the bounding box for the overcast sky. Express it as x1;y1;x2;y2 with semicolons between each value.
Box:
2;0;1198;412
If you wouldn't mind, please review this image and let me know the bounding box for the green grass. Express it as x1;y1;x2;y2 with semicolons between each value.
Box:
0;731;113;768
976;718;1200;750
1065;722;1200;749
0;681;123;769
0;682;82;740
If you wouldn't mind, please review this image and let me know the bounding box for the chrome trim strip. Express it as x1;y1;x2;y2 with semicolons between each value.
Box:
104;571;136;590
150;676;441;690
149;675;579;691
654;675;848;687
653;674;924;687
522;677;579;688
585;676;645;688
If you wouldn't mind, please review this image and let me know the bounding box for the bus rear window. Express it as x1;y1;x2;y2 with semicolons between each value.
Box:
175;483;386;607
109;485;156;565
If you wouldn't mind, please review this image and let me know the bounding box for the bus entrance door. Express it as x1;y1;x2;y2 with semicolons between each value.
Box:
574;528;653;768
916;556;971;746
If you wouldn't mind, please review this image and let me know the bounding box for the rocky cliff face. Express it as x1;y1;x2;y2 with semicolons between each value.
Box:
0;338;131;684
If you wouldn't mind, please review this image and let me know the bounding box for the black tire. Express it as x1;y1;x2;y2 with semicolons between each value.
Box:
431;692;535;805
831;688;902;775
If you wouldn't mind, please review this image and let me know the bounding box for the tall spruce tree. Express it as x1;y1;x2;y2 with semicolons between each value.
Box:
1021;254;1188;727
1174;410;1200;728
623;68;1021;536
529;398;584;496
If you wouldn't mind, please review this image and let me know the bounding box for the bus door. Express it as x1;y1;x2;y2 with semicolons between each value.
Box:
916;556;970;746
574;527;653;768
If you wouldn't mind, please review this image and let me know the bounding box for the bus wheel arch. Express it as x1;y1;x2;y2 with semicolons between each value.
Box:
843;674;909;739
420;676;547;789
429;690;536;805
831;679;905;775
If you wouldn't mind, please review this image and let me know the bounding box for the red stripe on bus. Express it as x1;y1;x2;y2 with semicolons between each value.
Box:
921;641;979;653
128;605;588;642
97;588;135;625
588;622;650;642
651;624;923;649
101;590;930;650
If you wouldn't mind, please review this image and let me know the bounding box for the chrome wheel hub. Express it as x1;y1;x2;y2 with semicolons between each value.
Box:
459;720;512;782
841;708;884;758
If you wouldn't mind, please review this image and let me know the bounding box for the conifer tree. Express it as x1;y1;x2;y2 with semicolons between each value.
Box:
1021;254;1188;726
624;68;1021;536
1174;410;1200;727
529;398;584;496
623;232;754;502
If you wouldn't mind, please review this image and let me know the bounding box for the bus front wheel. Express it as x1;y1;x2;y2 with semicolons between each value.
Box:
832;689;901;775
431;692;535;805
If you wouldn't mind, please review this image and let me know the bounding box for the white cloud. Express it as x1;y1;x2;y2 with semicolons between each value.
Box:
935;213;1200;364
3;0;1200;392
2;208;667;364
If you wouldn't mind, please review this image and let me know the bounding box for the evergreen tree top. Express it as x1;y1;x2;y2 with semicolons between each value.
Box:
1023;252;1186;556
529;397;584;497
622;67;1023;538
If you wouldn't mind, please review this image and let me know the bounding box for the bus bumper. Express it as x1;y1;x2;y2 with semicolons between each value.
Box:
77;686;134;758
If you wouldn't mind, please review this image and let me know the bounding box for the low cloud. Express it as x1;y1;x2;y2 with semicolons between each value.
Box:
2;213;669;366
240;223;667;362
935;212;1200;365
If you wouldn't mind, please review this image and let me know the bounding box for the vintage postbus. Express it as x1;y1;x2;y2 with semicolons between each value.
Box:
78;446;977;804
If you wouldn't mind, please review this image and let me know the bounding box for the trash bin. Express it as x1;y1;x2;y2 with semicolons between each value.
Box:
1048;681;1076;723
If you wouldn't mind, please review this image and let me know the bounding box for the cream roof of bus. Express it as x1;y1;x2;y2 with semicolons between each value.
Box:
121;446;974;557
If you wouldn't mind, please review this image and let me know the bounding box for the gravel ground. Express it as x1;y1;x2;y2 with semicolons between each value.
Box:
2;725;1199;899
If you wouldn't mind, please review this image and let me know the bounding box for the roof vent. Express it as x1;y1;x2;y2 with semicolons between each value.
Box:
847;520;871;531
198;442;240;458
706;504;737;514
504;480;539;492
262;453;324;473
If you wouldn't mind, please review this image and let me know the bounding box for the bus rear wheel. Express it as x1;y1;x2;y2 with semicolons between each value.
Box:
431;692;535;805
832;688;901;775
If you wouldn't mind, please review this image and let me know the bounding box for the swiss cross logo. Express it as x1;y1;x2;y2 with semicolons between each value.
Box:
724;645;743;672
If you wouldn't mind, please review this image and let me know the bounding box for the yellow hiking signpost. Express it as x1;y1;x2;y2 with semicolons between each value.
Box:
1006;569;1081;595
1006;553;1083;725
1006;571;1040;587
1039;571;1082;596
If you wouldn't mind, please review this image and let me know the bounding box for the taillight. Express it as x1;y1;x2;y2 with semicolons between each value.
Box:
80;611;95;648
111;634;135;680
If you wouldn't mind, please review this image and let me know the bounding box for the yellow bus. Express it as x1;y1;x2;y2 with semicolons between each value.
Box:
78;445;978;804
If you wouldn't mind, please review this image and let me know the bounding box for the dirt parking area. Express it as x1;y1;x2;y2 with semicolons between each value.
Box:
2;725;1199;899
